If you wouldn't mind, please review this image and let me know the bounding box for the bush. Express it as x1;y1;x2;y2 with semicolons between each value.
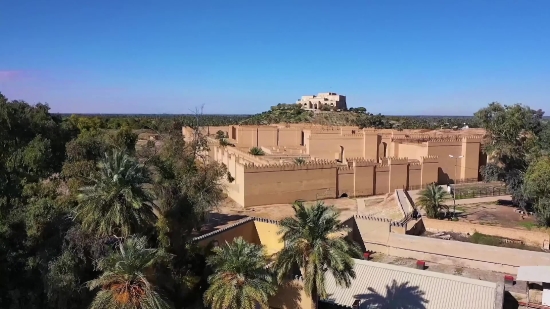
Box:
249;147;265;156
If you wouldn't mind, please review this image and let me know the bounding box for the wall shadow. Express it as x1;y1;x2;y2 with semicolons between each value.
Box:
502;291;519;309
269;281;303;309
353;279;429;309
198;213;248;235
438;167;451;185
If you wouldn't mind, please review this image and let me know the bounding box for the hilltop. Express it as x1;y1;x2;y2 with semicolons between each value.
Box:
239;103;480;130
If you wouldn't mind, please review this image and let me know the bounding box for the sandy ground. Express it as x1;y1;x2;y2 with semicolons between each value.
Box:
199;197;359;235
201;194;406;236
357;194;404;220
408;191;538;229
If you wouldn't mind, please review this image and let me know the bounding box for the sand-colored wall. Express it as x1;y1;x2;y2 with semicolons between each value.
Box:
243;162;338;207
375;165;390;195
394;143;428;161
353;217;550;274
423;218;550;247
337;167;354;197
461;137;482;180
214;146;447;207
195;220;260;247
389;157;409;191
307;135;364;160
236;127;259;148
408;163;422;189
387;232;550;274
254;220;284;255
427;139;467;183
200;126;484;207
354;164;375;197
269;280;312;309
257;127;278;147
278;128;303;147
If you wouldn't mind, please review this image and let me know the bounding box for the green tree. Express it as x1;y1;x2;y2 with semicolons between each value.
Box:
475;103;544;211
524;157;550;226
274;201;362;308
75;150;157;238
109;126;138;154
87;236;172;309
249;147;265;156
415;184;450;219
214;130;226;140
294;157;306;165
204;237;277;309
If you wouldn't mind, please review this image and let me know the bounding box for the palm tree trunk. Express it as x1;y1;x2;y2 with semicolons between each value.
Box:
311;286;318;309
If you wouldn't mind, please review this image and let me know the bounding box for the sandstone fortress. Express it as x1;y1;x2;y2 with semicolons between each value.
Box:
183;125;486;207
296;92;347;111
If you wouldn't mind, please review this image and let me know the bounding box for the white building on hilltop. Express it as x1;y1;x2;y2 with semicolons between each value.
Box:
296;92;347;111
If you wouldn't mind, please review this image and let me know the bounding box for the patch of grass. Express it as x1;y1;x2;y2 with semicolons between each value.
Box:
518;221;536;230
454;267;464;276
470;232;502;246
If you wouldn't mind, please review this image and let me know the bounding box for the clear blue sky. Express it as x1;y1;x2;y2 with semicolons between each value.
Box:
1;0;549;115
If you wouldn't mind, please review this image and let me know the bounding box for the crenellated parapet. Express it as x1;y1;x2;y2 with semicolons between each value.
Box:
243;159;337;172
348;157;377;167
426;138;463;145
462;135;484;142
387;157;409;165
421;155;439;164
338;166;354;173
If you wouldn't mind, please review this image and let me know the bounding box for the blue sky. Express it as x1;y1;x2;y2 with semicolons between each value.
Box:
1;0;549;115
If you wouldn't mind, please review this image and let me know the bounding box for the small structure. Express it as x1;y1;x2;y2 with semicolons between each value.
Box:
517;266;550;306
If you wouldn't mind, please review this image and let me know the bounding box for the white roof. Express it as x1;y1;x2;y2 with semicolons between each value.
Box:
517;266;550;282
323;259;499;309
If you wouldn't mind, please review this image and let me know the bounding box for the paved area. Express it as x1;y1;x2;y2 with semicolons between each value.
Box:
356;194;404;220
407;189;511;205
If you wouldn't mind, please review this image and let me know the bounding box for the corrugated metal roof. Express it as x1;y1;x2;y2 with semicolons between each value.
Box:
517;266;550;282
323;259;498;309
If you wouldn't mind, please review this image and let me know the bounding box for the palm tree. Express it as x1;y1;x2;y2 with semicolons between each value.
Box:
204;237;277;309
416;183;450;219
75;150;157;238
274;201;362;309
88;236;172;309
249;147;265;156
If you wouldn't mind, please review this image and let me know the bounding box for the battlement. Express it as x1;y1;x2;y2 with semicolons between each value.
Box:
421;155;439;164
463;135;484;142
348;157;377;167
426;138;463;144
341;133;364;138
387;157;409;165
338;166;354;172
308;133;362;139
243;159;337;172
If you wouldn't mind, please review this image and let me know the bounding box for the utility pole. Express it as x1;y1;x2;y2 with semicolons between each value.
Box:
448;155;463;219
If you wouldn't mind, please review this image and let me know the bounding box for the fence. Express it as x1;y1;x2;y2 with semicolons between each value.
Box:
453;186;508;199
403;178;496;192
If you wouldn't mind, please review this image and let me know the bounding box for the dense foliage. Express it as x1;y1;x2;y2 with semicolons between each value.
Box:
274;201;362;308
415;184;451;219
240;103;480;129
3;89;550;308
60;103;481;132
0;92;228;308
475;102;550;226
204;237;277;309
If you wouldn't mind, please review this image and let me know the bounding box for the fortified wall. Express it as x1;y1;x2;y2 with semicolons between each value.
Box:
183;125;485;207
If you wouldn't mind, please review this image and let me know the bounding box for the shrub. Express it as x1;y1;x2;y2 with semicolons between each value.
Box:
249;147;265;156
